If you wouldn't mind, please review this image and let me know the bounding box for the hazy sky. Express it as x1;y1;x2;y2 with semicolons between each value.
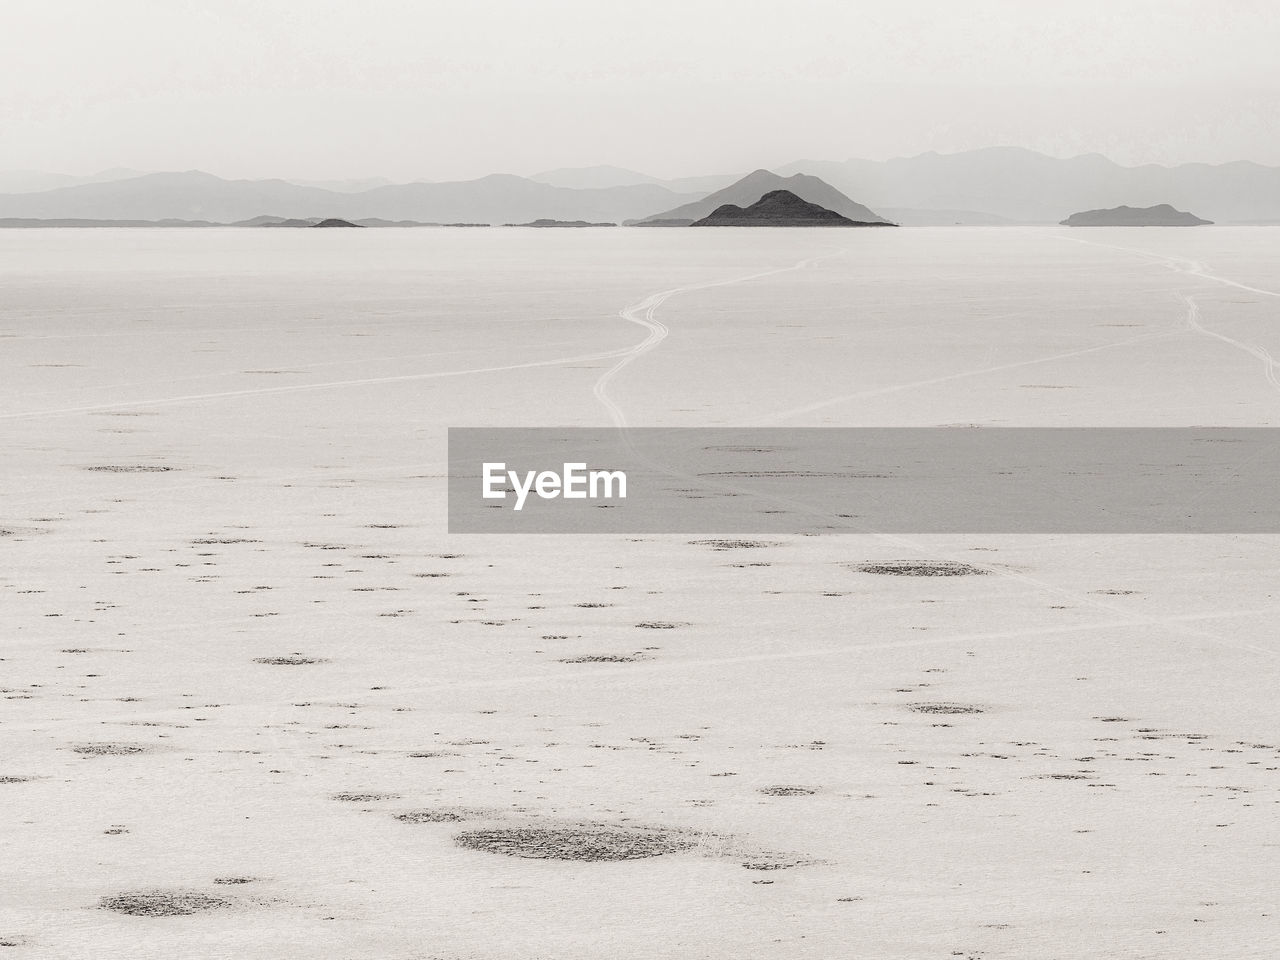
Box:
4;0;1278;181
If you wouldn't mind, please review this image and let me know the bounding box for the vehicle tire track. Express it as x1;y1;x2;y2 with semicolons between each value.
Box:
593;251;841;428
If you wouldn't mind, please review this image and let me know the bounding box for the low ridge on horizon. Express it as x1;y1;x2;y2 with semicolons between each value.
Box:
1060;203;1213;226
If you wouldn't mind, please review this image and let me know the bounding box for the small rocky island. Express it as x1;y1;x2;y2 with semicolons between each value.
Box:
1061;204;1212;226
691;190;895;227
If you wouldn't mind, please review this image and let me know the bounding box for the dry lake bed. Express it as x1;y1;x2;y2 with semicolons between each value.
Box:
2;226;1279;959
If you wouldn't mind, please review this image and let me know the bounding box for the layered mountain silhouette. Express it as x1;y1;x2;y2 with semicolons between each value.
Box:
1061;203;1212;226
635;169;890;225
285;177;394;193
774;147;1280;223
530;165;739;195
0;171;702;225
0;167;149;194
691;190;892;227
4;149;1280;225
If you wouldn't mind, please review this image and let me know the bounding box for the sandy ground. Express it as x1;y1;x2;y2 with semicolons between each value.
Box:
2;226;1279;959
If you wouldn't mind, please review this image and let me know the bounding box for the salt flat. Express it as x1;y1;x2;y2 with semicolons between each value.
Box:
1;226;1278;959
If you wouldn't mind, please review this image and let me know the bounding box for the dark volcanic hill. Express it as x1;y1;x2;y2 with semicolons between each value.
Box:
691;190;893;227
1060;203;1213;226
637;170;890;225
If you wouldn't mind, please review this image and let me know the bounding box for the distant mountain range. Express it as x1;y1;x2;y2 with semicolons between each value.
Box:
529;165;739;195
0;171;701;225
4;148;1280;225
0;168;150;194
774;147;1280;223
634;170;891;225
285;177;396;193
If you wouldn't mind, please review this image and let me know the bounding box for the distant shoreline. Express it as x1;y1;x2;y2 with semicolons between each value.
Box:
0;217;496;229
4;219;1274;230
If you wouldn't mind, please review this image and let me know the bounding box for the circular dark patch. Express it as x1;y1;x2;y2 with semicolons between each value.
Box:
84;465;177;473
854;560;988;577
907;703;985;715
454;827;692;861
1035;773;1094;780
98;890;231;917
72;743;150;756
758;785;817;797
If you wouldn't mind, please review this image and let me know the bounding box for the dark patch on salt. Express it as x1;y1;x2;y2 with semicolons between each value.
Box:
454;826;691;861
394;808;478;824
758;785;817;797
1034;773;1094;780
99;890;231;917
72;743;151;756
85;465;177;473
854;560;988;576
907;703;985;715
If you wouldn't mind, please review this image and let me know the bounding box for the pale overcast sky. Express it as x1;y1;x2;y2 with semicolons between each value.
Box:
3;0;1278;180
